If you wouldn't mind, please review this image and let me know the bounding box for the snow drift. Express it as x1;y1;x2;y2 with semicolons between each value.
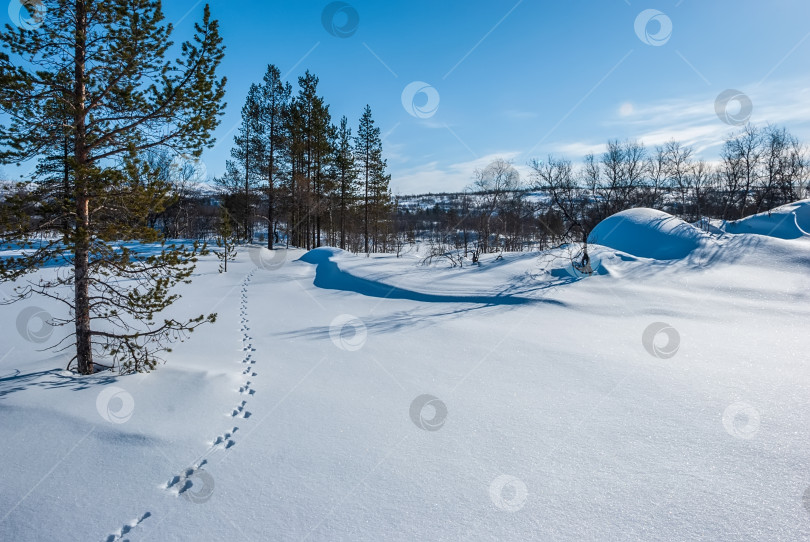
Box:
299;247;547;305
722;199;810;239
588;208;710;260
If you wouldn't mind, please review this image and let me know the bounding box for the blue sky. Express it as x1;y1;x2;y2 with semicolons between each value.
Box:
7;0;810;194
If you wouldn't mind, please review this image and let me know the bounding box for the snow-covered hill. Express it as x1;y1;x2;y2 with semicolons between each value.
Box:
589;207;712;260
1;203;810;541
721;199;810;240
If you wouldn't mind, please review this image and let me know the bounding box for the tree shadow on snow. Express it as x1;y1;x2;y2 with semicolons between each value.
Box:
298;249;564;307
278;304;500;341
0;367;118;398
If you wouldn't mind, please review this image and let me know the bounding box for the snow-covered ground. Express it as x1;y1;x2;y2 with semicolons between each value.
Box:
1;203;810;541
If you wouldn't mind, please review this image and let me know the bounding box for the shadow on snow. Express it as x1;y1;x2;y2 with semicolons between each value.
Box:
298;248;563;307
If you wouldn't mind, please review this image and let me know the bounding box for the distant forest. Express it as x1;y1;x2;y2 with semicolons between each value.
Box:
139;117;808;258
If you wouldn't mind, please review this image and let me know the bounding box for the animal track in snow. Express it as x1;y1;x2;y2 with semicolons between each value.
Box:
231;400;251;418
237;270;259;388
212;427;238;449
239;381;255;395
165;460;208;496
148;270;258;528
105;512;151;542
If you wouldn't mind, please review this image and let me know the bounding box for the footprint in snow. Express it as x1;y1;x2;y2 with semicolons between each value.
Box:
231;401;251;418
212;427;238;449
105;512;151;542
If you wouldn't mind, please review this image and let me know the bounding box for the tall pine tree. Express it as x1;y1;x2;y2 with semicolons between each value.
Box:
0;1;226;374
354;106;389;253
259;65;291;249
288;71;332;249
334;116;357;250
231;83;263;242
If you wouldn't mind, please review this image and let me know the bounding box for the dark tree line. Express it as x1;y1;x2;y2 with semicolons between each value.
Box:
391;124;808;265
533;124;809;246
216;66;392;254
148;122;807;261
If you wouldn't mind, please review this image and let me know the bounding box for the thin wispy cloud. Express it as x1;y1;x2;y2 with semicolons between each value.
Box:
392;152;532;195
504;110;539;120
541;77;810;161
392;76;810;192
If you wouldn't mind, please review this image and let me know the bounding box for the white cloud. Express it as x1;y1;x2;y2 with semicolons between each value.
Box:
529;77;810;162
390;77;810;194
390;151;533;195
504;109;539;120
545;141;607;158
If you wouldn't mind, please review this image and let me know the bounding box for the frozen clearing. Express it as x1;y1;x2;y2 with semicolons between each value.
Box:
1;204;810;541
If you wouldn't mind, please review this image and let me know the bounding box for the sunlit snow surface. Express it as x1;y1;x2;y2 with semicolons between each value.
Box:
1;202;809;541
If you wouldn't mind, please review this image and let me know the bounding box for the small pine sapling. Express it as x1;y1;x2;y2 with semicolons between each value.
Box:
216;210;239;273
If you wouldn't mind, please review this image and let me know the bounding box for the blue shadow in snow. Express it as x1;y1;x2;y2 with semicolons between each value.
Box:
0;367;119;398
299;248;561;306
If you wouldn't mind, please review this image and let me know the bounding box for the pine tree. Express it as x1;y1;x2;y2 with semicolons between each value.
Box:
0;1;226;374
259;65;292;249
231;83;263;242
354;106;389;253
334;116;357;250
312;111;335;249
215;208;238;273
289;71;332;249
285;94;305;248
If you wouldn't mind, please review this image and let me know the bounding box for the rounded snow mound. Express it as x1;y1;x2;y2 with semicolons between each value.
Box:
722;199;810;239
588;208;709;260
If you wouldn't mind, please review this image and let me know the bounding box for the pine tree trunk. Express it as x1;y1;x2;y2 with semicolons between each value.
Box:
268;134;274;250
268;182;274;250
289;162;296;248
340;174;346;250
245;128;251;244
75;197;93;374
74;0;93;375
315;164;322;248
364;156;369;254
